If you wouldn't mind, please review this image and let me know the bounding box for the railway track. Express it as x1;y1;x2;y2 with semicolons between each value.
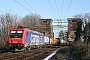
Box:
0;46;60;60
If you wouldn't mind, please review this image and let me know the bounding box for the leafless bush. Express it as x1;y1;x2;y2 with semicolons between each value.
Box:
0;13;20;48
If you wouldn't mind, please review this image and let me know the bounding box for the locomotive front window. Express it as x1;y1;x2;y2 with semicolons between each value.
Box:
17;31;23;33
10;30;23;38
11;31;16;33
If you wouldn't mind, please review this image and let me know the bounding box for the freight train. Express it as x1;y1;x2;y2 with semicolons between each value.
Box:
50;38;68;45
8;27;63;52
8;27;46;51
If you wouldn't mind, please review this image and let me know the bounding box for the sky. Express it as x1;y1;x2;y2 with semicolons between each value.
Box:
0;0;90;19
0;0;90;38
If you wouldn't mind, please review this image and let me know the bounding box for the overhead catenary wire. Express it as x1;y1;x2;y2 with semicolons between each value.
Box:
64;0;72;18
54;0;65;28
23;0;37;14
48;0;57;18
54;0;59;18
59;0;64;19
0;4;14;13
0;10;6;13
54;0;60;28
14;0;32;13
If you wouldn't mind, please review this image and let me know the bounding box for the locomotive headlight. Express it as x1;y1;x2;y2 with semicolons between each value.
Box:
9;40;12;43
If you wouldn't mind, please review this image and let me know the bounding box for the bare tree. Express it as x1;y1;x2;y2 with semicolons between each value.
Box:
0;13;20;48
0;13;41;48
19;13;41;31
73;13;90;28
73;13;90;56
73;13;90;37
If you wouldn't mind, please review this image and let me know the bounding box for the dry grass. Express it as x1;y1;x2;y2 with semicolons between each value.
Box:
70;41;89;60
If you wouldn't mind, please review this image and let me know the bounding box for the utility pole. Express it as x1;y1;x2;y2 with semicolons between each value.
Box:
88;22;90;56
45;25;46;36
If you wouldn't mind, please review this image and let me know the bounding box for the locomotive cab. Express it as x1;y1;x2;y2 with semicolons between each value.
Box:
8;28;25;50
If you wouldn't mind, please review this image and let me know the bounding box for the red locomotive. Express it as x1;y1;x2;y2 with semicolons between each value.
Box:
8;27;45;51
